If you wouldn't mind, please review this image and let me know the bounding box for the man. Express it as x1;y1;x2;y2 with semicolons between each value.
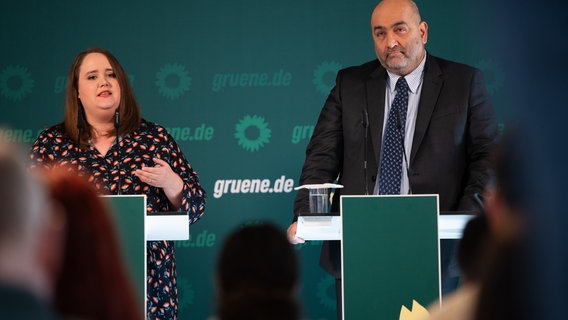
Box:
287;0;498;318
0;139;65;319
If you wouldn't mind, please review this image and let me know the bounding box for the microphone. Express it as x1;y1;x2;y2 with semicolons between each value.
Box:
362;109;370;195
472;192;485;212
114;108;120;131
114;108;122;195
76;107;84;149
395;107;413;194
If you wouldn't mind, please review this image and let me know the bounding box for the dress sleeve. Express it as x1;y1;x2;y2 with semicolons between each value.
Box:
162;131;206;224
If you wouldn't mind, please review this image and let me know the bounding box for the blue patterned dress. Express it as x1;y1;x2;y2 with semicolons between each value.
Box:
30;120;206;320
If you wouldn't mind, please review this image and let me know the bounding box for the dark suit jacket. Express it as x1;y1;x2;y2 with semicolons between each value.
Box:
293;53;499;278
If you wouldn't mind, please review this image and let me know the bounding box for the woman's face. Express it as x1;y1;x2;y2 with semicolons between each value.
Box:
77;52;121;122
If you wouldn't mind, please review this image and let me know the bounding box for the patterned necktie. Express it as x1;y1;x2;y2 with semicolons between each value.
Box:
378;77;409;195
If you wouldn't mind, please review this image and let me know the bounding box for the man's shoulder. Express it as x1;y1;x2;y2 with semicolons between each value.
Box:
427;54;480;75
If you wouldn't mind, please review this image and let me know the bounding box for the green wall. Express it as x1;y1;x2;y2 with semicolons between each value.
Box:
0;1;506;319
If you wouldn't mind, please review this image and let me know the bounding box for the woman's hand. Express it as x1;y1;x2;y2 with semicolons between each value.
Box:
134;158;184;208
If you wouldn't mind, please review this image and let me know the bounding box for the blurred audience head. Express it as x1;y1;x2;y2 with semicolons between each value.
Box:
41;168;142;320
215;222;300;320
483;127;533;242
474;128;538;320
0;138;65;302
457;214;490;285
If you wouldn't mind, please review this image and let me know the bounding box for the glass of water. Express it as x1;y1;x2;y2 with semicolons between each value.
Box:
309;187;330;213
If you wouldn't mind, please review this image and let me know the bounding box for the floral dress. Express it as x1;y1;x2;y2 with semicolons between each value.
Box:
30;120;206;320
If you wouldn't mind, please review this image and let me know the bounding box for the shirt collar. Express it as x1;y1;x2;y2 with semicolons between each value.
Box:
387;53;426;94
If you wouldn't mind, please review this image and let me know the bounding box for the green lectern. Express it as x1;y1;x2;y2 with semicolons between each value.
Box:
102;195;147;312
101;195;191;319
340;195;440;319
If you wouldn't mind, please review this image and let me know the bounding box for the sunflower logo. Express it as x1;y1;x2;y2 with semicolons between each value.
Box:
0;65;34;102
234;115;271;152
155;63;192;100
474;59;504;96
317;275;337;311
313;61;342;95
176;275;195;312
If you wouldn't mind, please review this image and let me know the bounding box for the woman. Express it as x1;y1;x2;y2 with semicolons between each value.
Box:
30;48;206;319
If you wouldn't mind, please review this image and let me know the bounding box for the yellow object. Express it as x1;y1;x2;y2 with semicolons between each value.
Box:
400;300;430;320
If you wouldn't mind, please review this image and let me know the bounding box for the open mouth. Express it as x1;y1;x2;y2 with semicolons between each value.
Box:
98;90;111;97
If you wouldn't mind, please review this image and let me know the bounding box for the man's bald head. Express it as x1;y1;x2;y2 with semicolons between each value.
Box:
370;0;428;75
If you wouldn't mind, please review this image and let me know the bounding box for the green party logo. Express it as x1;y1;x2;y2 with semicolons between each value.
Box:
175;229;217;248
0;65;34;102
155;63;192;100
317;275;337;311
313;61;342;95
475;59;504;96
234;115;271;152
176;275;195;312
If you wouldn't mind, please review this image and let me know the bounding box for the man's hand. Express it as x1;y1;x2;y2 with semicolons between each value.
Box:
287;222;305;244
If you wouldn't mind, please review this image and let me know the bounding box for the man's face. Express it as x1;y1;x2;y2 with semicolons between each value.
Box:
371;0;428;76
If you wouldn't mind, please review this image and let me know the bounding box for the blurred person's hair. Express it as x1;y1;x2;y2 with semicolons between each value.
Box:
474;128;536;320
0;137;47;246
216;223;300;320
457;213;491;284
43;168;142;319
0;136;65;307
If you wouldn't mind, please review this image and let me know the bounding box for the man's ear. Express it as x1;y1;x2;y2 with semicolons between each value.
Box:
419;21;428;44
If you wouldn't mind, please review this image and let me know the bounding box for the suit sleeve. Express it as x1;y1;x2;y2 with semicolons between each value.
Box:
293;71;345;220
460;68;499;210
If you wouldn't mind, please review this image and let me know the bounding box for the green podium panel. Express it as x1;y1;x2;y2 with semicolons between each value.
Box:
341;195;440;319
101;195;146;313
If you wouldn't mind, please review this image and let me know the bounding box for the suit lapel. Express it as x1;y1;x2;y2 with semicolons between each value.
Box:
366;66;387;162
410;55;443;162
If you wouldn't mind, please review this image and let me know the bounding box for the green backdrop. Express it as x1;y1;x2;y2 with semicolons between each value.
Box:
1;1;506;319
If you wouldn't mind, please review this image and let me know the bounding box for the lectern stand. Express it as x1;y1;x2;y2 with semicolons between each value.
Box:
296;194;475;319
341;195;440;319
102;195;190;319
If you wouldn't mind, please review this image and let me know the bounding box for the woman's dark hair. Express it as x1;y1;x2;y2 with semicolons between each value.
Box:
63;48;141;149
